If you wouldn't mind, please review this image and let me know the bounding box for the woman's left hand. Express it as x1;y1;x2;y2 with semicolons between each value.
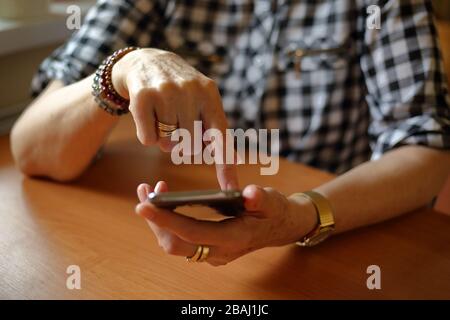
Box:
136;181;317;266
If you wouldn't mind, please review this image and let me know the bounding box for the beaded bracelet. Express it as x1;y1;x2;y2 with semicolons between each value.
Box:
92;47;139;116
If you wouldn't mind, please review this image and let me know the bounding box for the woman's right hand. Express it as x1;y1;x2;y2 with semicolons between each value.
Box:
111;48;238;190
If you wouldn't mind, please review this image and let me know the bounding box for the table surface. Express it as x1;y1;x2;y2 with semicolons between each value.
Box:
1;118;450;299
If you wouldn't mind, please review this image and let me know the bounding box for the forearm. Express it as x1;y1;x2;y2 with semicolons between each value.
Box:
10;75;119;181
316;146;450;234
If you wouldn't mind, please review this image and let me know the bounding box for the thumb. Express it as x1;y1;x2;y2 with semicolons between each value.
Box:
242;185;272;217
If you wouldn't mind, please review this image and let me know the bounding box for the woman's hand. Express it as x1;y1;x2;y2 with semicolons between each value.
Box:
136;181;317;266
113;49;238;190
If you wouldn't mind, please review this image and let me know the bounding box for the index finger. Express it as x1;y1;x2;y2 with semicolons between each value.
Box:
201;82;239;190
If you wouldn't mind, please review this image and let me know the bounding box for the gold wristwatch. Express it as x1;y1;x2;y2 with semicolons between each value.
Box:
291;191;335;247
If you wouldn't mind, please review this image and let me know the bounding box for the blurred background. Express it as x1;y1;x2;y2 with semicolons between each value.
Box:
0;0;449;136
0;0;94;134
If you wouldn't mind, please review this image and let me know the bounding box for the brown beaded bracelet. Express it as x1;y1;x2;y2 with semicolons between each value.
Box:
92;47;139;116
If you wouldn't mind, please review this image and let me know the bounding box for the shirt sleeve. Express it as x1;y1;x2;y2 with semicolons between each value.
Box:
31;0;165;97
360;0;450;160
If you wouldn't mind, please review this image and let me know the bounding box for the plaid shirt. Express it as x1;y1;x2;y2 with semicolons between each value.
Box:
32;0;450;174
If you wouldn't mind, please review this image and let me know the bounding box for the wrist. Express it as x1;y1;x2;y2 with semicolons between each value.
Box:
93;47;139;116
286;194;318;244
111;52;133;100
111;47;167;100
291;191;336;247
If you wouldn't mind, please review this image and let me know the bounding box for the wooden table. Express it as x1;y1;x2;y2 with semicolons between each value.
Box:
1;117;450;299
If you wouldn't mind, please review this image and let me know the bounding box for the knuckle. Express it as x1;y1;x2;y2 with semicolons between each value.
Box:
156;79;183;102
132;87;158;102
158;50;180;60
178;78;193;89
158;80;181;94
200;77;218;92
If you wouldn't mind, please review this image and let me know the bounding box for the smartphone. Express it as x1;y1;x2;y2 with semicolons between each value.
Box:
147;190;244;216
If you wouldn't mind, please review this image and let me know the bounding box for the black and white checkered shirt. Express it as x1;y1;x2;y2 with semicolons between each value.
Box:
32;0;450;174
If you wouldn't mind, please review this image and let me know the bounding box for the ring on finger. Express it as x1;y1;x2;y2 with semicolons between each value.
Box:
156;120;178;138
197;245;210;262
186;245;210;263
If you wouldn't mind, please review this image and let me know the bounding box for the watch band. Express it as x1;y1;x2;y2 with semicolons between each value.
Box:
291;191;335;247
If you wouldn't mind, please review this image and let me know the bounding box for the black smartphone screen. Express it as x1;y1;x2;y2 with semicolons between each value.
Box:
147;190;244;216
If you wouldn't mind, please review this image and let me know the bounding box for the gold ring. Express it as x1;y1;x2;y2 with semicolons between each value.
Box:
197;246;210;262
186;245;210;263
156;120;177;138
186;245;203;263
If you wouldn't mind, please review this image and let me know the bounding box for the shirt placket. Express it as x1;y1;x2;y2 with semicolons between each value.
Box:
240;0;283;129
